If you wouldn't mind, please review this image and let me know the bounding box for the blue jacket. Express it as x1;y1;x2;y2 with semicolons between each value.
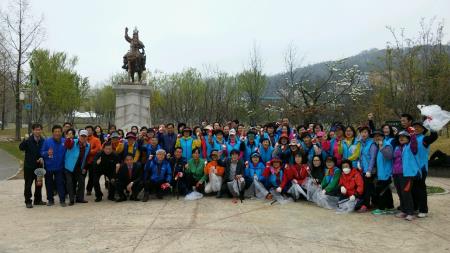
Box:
416;134;430;172
226;140;241;158
376;139;393;181
342;138;360;167
41;137;66;171
258;144;274;164
65;139;90;172
242;140;259;162
179;137;194;160
394;143;420;177
145;144;161;160
144;159;172;183
359;138;376;173
245;161;265;182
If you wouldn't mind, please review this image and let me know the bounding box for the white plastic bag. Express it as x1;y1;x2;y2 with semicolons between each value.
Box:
244;179;269;199
227;179;245;198
418;104;450;131
287;183;307;200
209;172;222;192
336;198;357;213
184;190;203;201
303;177;320;202
269;189;293;205
315;192;339;210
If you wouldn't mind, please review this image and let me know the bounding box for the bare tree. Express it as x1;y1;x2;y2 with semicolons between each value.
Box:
0;0;44;139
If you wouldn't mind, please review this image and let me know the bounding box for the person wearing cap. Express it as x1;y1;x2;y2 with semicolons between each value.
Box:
64;129;91;205
122;132;141;163
203;149;225;194
85;125;102;196
278;153;309;196
339;126;360;168
357;125;377;212
240;130;259;162
272;134;291;165
175;127;201;160
116;154;144;202
411;121;438;218
287;139;302;165
109;131;123;153
371;130;395;215
217;149;245;199
226;129;241;158
320;156;341;196
262;157;284;190
244;152;266;188
258;138;274;164
142;149;172;201
392;127;419;221
185;148;207;193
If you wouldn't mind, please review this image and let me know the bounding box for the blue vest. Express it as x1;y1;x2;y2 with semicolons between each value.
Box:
394;143;420;177
65;139;90;172
342;138;359;167
226;140;241;158
243;140;258;162
258;145;273;163
214;138;227;160
245;162;265;182
359;138;375;173
267;169;283;188
180;137;194;160
416;134;430;172
376;139;393;181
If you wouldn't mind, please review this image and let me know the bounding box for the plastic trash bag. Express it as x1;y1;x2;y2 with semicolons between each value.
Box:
244;179;269;199
315;192;339;210
287;183;307;200
418;104;450;131
227;179;245;198
336;198;357;213
184;190;203;201
205;173;222;194
269;189;293;205
303;177;320;202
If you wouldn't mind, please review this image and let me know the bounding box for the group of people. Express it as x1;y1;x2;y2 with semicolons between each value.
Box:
19;113;438;221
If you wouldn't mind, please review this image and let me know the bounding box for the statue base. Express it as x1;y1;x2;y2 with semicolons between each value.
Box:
113;84;152;130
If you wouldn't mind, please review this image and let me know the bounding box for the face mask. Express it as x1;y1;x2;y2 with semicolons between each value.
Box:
343;167;351;174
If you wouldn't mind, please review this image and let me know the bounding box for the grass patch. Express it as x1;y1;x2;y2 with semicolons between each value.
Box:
0;141;23;160
427;186;446;194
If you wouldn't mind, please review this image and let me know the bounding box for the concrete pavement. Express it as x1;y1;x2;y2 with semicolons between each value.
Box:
0;148;19;180
0;177;449;253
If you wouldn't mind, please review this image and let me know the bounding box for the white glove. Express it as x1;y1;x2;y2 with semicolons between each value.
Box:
292;179;298;184
365;172;371;178
349;195;356;201
340;186;347;194
322;189;326;195
276;187;282;193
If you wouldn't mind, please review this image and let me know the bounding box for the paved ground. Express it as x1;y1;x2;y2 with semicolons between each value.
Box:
0;148;19;180
0;177;449;253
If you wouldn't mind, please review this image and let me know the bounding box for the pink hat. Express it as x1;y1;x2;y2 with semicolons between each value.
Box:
317;131;325;137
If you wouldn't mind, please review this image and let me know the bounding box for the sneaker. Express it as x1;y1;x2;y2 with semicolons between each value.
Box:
60;202;67;207
371;209;386;215
26;203;33;208
417;213;428;218
385;208;397;215
395;212;407;218
47;201;54;206
405;215;414;221
358;205;368;213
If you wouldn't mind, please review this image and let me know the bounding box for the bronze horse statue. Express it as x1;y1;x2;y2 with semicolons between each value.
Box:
122;27;146;83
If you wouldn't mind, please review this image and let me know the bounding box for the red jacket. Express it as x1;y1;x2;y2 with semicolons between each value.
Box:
280;164;309;189
338;168;364;197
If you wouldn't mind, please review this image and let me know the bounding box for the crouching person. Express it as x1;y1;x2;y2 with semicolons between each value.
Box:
244;152;265;188
320;156;341;196
338;159;364;210
184;148;206;193
203;150;225;194
217;149;245;202
116;154;144;202
277;153;309;199
262;157;283;191
143;149;172;201
93;141;121;202
169;147;188;196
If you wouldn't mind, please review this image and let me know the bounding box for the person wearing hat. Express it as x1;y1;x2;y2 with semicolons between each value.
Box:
371;130;395;215
240;130;259;162
392;127;419;221
175;127;201;160
288;139;302;165
185;148;207;193
411;121;438;218
121;132;141;163
109;131;123;153
320;156;341;196
258;138;274;164
203;149;225;194
262;157;284;190
273;134;291;165
226;129;241;158
64;129;91;205
357;125;377;212
278;153;309;196
244;152;266;188
217;149;245;199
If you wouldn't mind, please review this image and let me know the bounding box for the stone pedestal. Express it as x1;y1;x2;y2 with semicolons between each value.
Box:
113;84;152;130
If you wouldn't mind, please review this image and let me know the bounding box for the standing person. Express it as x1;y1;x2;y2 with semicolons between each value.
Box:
85;125;102;196
358;126;377;212
161;123;177;157
226;129;241;158
64;129;91;205
240;130;259;162
400;113;414;131
19;123;45;208
272;134;290;165
116;154;144;202
258;138;274;164
122;132;141;163
93;141;121;202
412;122;438;218
94;125;106;144
393;129;419;221
40;125;66;207
62;122;73;135
142;149;172;201
371;130;395;215
264;122;278;147
175;128;201;160
340;126;360;168
329;124;344;166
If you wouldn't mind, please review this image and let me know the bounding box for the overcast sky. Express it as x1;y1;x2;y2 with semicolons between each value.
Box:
1;0;449;86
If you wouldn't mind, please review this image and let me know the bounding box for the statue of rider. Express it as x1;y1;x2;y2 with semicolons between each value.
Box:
122;27;146;71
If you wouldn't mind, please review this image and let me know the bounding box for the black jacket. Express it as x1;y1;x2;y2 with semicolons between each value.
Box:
218;158;245;182
19;135;44;169
117;163;143;185
94;151;121;177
